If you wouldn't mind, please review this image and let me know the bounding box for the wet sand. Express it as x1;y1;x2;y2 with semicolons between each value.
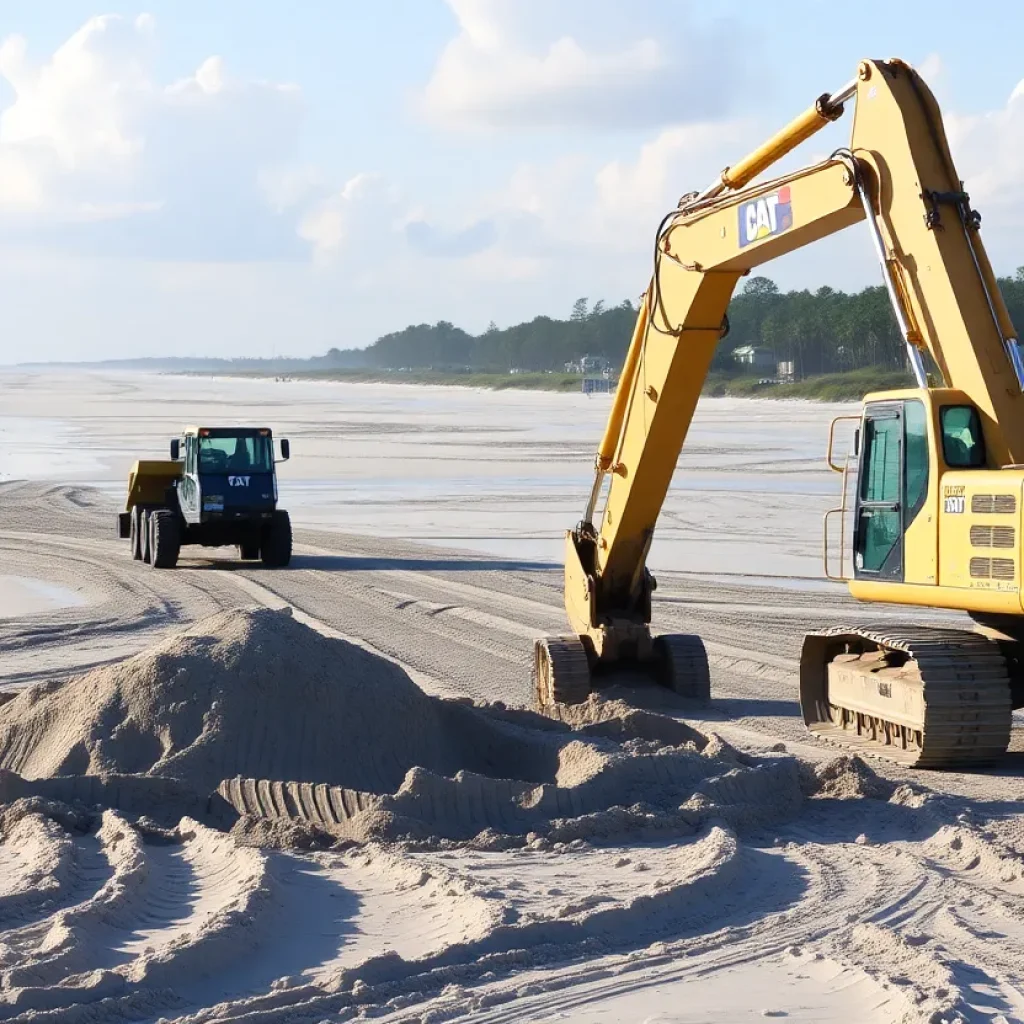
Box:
0;370;857;579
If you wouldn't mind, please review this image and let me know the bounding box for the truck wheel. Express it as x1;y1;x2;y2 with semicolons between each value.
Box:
261;510;292;568
129;507;144;561
149;510;181;569
238;541;260;561
141;509;153;564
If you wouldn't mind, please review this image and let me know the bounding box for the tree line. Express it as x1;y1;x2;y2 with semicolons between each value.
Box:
337;267;1024;377
58;267;1024;378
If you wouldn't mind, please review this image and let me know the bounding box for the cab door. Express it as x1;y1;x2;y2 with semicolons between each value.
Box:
178;435;200;523
854;403;903;581
853;398;930;583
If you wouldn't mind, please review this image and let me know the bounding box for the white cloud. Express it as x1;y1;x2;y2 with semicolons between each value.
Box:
402;117;756;317
421;0;744;130
594;120;750;228
0;145;46;209
257;165;326;214
0;16;150;207
940;78;1024;277
297;172;397;259
917;52;943;86
0;15;507;271
477;116;753;271
472;55;1024;293
0;14;305;258
947;80;1024;218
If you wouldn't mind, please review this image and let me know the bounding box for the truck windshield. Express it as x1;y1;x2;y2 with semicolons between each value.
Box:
198;435;273;474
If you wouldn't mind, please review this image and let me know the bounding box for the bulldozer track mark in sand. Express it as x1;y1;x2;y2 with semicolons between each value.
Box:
227;550;542;702
295;539;567;622
219;569;447;694
0;525;245;692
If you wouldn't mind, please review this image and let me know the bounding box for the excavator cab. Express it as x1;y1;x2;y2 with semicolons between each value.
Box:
827;388;1019;600
805;386;1022;766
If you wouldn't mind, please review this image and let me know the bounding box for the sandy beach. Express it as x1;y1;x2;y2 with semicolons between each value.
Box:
0;369;851;579
0;370;1022;1024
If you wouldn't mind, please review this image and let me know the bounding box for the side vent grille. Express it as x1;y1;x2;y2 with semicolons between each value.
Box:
972;493;1018;514
970;557;1016;580
970;525;1016;549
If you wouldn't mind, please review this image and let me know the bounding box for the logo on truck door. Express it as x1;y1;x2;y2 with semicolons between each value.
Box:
738;186;793;247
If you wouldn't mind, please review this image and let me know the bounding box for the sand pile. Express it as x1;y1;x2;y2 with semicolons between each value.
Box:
0;608;804;845
801;755;895;800
0;608;561;795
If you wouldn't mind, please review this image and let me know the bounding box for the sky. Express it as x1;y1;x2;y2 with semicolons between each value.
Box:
0;1;1022;362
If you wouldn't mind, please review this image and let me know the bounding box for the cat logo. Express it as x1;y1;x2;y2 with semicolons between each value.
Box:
943;483;965;513
738;186;793;248
228;476;250;487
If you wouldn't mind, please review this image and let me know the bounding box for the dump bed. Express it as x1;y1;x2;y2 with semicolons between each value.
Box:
126;460;182;510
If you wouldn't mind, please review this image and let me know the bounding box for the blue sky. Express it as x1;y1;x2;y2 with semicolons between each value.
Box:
0;1;1022;361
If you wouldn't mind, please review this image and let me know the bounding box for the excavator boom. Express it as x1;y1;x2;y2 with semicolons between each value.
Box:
535;58;1024;768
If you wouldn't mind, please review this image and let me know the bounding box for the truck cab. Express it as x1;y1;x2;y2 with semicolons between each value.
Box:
118;425;293;569
172;427;289;526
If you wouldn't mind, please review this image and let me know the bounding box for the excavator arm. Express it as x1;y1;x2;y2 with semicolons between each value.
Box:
568;157;864;662
535;59;1024;761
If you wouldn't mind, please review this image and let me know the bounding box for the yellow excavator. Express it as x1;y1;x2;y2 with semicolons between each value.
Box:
534;57;1024;769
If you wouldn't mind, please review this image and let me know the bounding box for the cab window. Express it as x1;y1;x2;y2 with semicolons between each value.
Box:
940;406;985;468
903;399;929;517
857;410;901;574
860;412;900;503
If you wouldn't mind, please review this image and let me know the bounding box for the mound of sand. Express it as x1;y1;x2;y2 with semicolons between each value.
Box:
802;755;895;801
0;608;804;845
0;608;561;795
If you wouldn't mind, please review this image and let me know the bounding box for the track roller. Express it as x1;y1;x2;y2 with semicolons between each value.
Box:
654;633;711;703
533;635;591;709
800;624;1012;768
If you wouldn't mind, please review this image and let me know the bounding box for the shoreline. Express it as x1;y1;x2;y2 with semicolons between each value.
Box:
171;367;908;402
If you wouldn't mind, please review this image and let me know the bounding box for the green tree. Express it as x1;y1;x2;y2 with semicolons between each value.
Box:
340;268;1022;378
742;276;779;296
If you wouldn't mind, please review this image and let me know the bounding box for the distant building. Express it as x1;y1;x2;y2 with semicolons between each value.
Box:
565;354;610;375
777;360;796;382
732;345;776;372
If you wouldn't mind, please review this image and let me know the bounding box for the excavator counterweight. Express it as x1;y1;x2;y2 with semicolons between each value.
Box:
534;58;1024;768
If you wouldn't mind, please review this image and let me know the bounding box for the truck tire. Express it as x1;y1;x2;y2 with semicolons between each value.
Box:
129;507;144;561
141;509;153;564
261;510;292;568
238;541;260;561
149;510;181;569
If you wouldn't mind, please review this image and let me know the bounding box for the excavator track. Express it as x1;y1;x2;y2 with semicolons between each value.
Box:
533;633;710;710
800;624;1012;768
534;635;591;707
653;634;711;703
